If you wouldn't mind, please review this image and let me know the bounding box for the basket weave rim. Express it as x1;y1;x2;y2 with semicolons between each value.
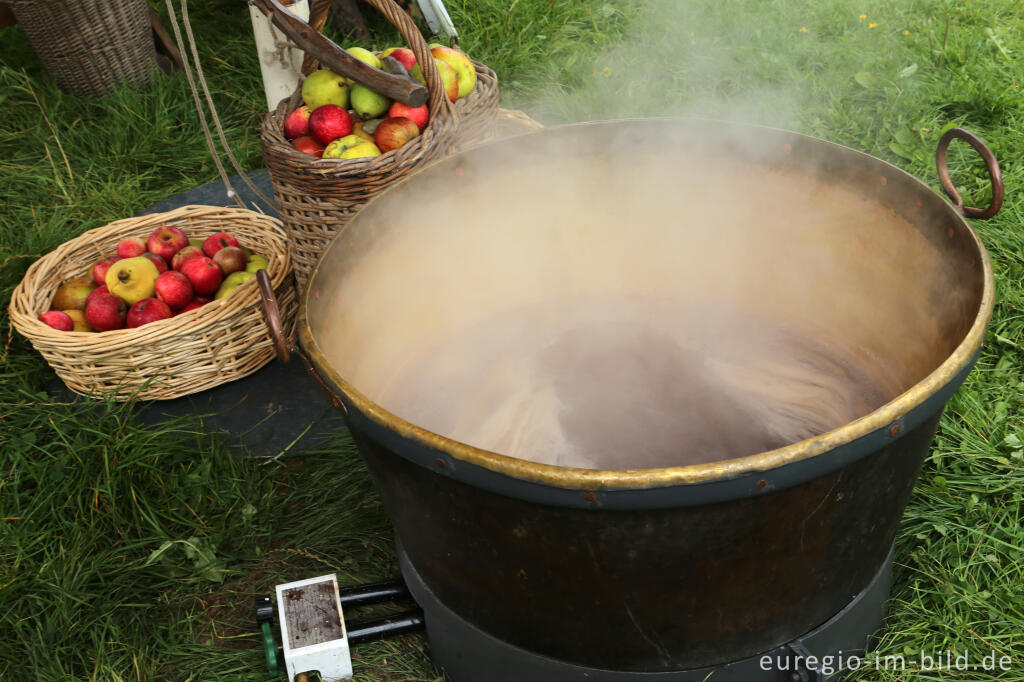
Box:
9;205;291;348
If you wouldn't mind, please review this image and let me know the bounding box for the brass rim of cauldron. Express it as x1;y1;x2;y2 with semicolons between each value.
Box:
299;150;996;491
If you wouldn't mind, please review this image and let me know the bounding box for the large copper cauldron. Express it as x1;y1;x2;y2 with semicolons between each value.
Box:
259;120;1000;676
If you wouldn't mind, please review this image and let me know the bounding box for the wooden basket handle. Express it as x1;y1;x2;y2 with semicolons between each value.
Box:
291;0;454;117
252;0;434;107
302;0;333;73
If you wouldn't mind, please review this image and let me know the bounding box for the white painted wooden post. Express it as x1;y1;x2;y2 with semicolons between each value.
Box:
249;0;311;112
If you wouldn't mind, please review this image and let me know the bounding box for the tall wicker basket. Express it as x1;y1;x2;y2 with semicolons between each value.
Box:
261;0;498;290
7;0;157;97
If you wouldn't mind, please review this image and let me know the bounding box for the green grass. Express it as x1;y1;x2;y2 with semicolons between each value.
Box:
2;0;1023;680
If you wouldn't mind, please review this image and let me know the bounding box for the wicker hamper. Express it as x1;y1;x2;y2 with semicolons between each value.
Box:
7;0;157;97
261;0;499;290
9;205;298;401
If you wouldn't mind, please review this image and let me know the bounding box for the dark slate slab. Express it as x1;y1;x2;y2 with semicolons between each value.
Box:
47;171;349;457
141;170;279;217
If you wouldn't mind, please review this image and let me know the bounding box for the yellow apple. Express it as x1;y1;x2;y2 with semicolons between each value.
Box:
430;46;476;98
51;277;97;311
105;256;160;305
215;271;257;299
63;309;93;332
410;58;459;103
323;135;382;159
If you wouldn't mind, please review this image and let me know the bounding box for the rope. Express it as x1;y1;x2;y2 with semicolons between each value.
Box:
162;0;276;210
179;0;276;208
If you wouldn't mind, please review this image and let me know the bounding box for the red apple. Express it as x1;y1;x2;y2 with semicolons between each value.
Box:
284;105;313;140
116;237;147;259
387;101;429;130
147;225;189;262
178;300;206;314
39;310;73;331
171;246;203;271
382;47;417;72
292;135;325;158
154;271;194;309
374;116;420;152
180;257;223;296
308;105;353;146
91;256;121;286
193;295;213;305
85;284;109;308
126;298;172;328
141;252;169;273
213;246;248;275
85;293;127;332
202;232;240;258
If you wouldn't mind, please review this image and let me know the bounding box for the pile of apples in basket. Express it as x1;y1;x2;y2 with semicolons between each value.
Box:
40;226;269;333
286;44;477;158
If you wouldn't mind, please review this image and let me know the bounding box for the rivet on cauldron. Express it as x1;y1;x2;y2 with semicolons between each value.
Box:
889;423;902;437
948;227;955;239
435;458;445;469
756;479;768;490
584;492;597;502
314;289;320;299
782;143;792;155
916;199;923;207
880;176;888;186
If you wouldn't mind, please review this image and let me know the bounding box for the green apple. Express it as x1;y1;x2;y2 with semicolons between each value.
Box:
350;83;391;118
323;135;382;159
302;69;350;109
410;58;458;103
430;46;476;98
105;256;160;305
215;271;257;299
245;254;269;273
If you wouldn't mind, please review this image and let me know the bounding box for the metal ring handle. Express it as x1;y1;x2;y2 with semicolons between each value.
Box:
935;128;1003;219
256;269;292;363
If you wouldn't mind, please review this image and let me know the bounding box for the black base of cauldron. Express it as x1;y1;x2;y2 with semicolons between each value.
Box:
398;543;894;682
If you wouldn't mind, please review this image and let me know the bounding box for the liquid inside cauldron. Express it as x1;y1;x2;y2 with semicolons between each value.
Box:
312;125;969;473
376;297;902;469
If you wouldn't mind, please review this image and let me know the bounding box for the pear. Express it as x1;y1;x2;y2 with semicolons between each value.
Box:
350;83;391;119
301;69;350;109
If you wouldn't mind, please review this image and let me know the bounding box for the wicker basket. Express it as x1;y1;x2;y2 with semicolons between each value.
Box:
7;0;156;97
262;0;506;290
451;59;500;152
9;205;298;401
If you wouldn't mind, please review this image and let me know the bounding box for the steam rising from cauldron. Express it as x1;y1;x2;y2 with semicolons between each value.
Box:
310;123;968;470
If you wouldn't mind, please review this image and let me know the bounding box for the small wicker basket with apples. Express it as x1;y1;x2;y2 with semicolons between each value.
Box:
9;205;297;401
